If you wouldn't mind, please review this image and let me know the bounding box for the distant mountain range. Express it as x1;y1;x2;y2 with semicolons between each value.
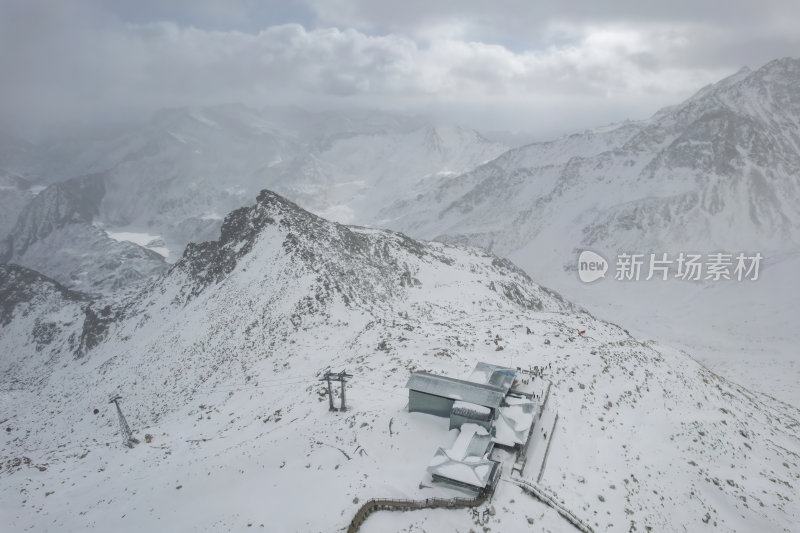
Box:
383;58;800;269
6;59;799;299
1;58;798;402
0;106;507;295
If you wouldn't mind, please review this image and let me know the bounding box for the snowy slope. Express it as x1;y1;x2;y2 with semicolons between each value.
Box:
554;247;800;408
1;174;106;258
0;264;107;378
378;58;800;406
9;223;168;296
2;191;799;532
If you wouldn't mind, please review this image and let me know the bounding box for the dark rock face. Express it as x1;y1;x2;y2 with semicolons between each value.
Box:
179;194;278;293
78;304;119;357
0;264;120;358
177;190;444;303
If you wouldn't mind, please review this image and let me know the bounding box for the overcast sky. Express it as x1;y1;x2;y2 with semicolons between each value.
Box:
1;0;799;141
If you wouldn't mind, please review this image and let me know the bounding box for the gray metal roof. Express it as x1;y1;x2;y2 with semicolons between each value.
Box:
469;362;516;392
406;372;506;408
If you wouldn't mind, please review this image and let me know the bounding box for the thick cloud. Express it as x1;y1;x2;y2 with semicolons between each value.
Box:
1;0;798;140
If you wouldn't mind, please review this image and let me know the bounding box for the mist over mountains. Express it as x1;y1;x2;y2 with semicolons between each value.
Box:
2;56;800;532
3;59;798;396
0;106;506;294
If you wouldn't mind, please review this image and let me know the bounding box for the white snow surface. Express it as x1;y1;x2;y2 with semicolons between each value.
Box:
105;230;170;259
492;401;535;447
1;192;799;532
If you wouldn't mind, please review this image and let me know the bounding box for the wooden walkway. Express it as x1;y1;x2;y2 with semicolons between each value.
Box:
346;489;490;533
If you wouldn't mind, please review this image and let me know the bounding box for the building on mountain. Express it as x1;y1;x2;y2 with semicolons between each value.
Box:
406;372;506;419
427;423;500;490
406;362;517;421
406;362;536;491
450;400;493;431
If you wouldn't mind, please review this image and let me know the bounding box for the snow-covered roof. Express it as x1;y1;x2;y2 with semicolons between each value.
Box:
427;424;497;488
469;362;516;393
406;372;506;408
492;398;535;447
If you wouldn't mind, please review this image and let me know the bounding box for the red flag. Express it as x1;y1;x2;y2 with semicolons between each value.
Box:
579;330;586;335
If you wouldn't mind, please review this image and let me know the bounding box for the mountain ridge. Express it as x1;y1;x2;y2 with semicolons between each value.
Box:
382;57;800;258
2;189;799;532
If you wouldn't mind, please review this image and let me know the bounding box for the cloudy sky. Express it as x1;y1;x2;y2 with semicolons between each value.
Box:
2;0;799;140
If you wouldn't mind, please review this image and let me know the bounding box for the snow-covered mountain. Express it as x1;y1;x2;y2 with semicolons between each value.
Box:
0;264;102;368
0;174;167;295
377;57;800;405
384;58;800;256
2;190;799;532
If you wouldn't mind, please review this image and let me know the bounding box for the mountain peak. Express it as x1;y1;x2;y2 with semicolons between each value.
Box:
171;189;572;316
759;55;800;71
